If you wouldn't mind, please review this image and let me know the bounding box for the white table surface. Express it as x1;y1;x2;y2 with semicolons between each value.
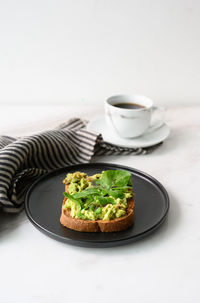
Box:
0;105;200;303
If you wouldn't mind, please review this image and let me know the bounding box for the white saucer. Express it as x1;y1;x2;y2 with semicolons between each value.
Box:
87;116;170;148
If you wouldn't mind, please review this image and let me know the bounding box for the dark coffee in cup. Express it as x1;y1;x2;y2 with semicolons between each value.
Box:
114;103;146;110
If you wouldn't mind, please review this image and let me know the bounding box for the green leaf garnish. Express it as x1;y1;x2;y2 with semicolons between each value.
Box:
73;187;100;199
108;190;124;199
95;207;102;215
95;170;131;189
63;192;82;209
98;196;116;206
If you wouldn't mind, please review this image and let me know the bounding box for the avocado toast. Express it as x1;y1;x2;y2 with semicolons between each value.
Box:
60;170;135;232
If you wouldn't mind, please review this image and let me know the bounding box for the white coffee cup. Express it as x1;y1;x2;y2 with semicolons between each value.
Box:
105;95;165;138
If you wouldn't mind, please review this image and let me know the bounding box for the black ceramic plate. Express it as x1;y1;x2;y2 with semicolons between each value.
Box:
25;163;170;248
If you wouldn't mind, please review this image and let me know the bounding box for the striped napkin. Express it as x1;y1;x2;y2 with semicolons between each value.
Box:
0;118;162;213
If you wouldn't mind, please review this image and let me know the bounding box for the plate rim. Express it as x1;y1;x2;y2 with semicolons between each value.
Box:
25;163;170;247
87;115;170;148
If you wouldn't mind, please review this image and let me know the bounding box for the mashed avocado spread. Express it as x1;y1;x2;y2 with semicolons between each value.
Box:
63;170;133;221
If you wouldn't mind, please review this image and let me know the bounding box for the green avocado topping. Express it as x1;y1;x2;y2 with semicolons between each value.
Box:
62;170;133;221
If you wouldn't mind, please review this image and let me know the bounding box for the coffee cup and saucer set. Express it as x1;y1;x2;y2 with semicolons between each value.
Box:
87;95;170;148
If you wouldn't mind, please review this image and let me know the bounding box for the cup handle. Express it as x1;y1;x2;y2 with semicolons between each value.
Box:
147;106;166;133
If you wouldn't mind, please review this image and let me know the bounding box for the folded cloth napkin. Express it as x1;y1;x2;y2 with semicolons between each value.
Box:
0;118;162;213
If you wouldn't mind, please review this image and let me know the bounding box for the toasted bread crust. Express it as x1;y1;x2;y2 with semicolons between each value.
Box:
60;196;135;233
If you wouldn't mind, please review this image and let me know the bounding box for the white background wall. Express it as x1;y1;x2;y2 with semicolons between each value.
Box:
0;0;200;106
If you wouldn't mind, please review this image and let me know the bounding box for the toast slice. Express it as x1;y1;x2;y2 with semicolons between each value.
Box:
60;184;135;232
